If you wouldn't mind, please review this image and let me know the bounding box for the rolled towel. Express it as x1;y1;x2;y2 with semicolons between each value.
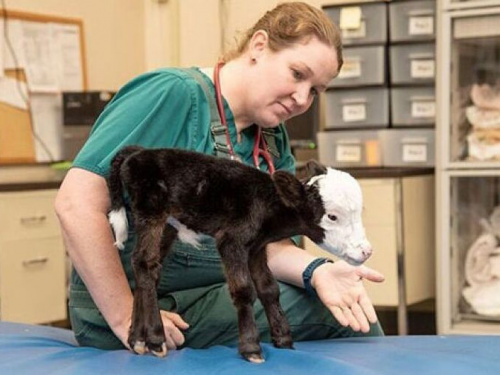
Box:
467;132;500;161
462;280;500;317
470;83;500;111
464;233;498;286
465;106;500;130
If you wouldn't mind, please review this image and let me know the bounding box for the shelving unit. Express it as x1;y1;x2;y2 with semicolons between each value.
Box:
317;1;438;335
436;1;500;334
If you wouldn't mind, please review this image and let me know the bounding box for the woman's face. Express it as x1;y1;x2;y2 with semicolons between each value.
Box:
247;33;339;128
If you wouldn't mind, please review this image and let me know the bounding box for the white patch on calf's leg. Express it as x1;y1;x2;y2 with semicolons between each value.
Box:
108;207;128;250
167;216;203;249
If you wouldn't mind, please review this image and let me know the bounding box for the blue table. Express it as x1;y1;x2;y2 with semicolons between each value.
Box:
1;322;499;375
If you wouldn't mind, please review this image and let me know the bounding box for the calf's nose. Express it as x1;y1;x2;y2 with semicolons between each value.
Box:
362;247;373;260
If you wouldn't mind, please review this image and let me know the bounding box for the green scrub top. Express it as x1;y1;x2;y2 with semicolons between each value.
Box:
71;67;297;296
73;67;295;176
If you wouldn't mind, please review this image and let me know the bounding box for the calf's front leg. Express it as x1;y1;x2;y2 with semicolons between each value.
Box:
249;248;293;350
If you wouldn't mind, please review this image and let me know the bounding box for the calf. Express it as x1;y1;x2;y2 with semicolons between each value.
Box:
107;145;372;363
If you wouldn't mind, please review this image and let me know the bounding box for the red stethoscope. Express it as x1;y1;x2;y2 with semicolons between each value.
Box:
213;62;276;175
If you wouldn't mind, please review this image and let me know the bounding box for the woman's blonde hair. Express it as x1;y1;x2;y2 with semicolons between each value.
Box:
223;1;343;72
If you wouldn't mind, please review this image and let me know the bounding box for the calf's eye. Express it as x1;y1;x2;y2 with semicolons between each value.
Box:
327;214;337;222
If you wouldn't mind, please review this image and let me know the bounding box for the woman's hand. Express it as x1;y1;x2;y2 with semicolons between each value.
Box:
159;310;190;350
114;310;189;352
311;260;385;333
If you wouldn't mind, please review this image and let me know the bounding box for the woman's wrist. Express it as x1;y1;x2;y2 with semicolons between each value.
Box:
302;257;334;296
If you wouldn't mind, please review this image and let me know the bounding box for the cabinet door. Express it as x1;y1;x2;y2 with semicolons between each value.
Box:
360;179;399;306
0;190;61;241
0;237;66;324
441;9;500;168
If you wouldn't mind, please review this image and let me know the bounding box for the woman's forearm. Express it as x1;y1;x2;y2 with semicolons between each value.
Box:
55;169;133;343
60;211;133;328
266;239;317;288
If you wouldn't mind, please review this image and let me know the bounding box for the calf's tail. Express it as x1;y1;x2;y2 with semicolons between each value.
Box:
107;145;143;250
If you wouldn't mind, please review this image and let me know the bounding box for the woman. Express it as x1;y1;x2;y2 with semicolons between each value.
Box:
55;1;385;354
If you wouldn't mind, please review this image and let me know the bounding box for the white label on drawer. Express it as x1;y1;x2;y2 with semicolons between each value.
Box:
342;21;366;39
409;16;434;36
411;60;435;79
336;144;362;162
343;104;366;122
340;6;362;30
411;101;436;118
402;144;427;162
338;59;362;79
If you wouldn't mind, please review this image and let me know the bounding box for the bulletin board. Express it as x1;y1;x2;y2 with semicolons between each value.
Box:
0;9;87;164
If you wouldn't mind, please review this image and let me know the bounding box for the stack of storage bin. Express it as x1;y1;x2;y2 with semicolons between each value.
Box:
383;0;436;167
318;0;436;169
319;1;389;168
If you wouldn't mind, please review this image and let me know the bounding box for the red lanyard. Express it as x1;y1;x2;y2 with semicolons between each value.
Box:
213;62;275;174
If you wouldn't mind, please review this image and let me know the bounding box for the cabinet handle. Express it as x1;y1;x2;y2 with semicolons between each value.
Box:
22;257;49;267
20;215;47;225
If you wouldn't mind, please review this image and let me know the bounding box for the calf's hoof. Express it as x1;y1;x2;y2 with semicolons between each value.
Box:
273;335;294;350
129;328;168;357
151;343;167;357
246;353;265;364
130;339;167;357
132;341;147;355
240;343;264;363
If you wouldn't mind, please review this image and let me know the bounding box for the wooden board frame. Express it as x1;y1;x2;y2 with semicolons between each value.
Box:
0;8;87;164
0;8;88;89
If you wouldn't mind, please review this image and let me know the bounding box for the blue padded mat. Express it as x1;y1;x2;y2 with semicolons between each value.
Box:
1;322;500;375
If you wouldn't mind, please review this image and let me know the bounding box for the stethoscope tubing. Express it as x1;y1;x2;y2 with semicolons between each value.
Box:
213;62;275;174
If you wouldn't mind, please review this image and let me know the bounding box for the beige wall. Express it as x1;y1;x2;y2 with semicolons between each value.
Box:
7;0;146;90
5;0;362;89
175;0;360;67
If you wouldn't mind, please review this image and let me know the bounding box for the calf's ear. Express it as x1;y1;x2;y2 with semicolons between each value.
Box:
305;159;327;178
272;171;305;208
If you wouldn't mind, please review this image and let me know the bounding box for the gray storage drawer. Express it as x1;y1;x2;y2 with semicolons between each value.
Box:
324;2;388;45
324;88;389;129
389;0;435;42
329;46;386;88
390;43;435;85
380;129;435;167
391;87;435;127
317;130;382;167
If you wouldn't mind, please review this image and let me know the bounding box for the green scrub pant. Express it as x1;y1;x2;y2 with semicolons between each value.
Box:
69;241;384;350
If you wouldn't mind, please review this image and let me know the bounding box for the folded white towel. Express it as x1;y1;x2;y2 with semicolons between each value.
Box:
463;280;500;317
465;233;499;286
466;106;500;129
463;214;500;317
470;83;500;111
467;132;500;161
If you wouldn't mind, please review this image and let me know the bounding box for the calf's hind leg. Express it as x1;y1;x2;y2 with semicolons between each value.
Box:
129;219;176;357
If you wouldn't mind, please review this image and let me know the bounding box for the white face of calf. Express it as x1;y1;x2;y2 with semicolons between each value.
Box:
308;168;372;266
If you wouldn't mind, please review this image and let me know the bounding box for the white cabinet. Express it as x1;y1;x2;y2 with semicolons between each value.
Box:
436;3;500;334
0;189;66;324
305;172;435;334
